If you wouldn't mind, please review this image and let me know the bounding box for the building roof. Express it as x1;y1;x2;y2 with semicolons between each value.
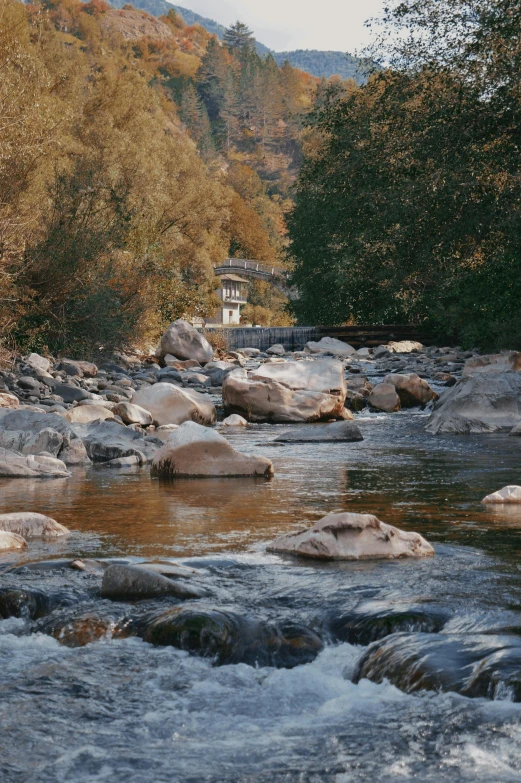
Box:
219;274;249;282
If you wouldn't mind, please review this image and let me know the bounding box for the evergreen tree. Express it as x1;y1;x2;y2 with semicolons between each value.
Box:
223;21;255;55
180;82;215;158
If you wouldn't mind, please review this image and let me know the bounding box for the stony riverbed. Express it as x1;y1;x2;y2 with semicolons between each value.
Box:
2;334;521;781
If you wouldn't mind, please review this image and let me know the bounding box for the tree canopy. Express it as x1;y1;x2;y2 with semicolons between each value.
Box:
289;0;521;348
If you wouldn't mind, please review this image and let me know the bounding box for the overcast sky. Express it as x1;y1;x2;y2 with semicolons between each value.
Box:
176;0;386;53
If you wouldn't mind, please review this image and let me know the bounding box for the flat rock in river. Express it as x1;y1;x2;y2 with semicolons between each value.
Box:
274;421;363;443
267;512;434;560
101;564;206;600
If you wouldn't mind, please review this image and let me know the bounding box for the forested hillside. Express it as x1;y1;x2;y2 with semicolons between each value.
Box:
0;0;328;353
289;0;521;349
105;0;365;78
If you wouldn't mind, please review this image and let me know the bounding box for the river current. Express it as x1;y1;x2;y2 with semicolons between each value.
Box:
2;412;521;782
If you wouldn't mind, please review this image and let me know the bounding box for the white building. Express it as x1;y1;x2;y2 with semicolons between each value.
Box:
216;274;249;325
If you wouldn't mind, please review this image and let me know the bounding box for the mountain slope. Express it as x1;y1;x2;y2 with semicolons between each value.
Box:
108;0;366;80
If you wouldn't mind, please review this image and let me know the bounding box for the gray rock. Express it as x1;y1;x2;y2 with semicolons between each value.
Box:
101;564;206;600
156;319;214;364
50;383;92;403
24;353;51;374
426;372;521;434
73;420;159;463
274;421;363;443
0;410;89;464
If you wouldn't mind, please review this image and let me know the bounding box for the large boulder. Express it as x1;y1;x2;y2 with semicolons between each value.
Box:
463;351;521;377
274;421;363;443
368;383;401;412
426;372;521;434
0;512;69;538
73;420;158;463
131;383;216;426
0;410;90;464
482;485;521;504
141;604;323;668
111;402;153;426
151;421;273;478
0;531;26;551
0;426;64;457
156;319;213;364
352;632;521;701
0;447;70;478
267;512;434;560
222;360;347;423
383;373;438;408
305;336;356;356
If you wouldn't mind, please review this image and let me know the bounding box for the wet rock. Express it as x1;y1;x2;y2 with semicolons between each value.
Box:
383;373;438;408
223;360;347;423
222;414;248;426
151;421;273;478
352;632;521;701
305;337;356;357
64;405;115;424
274;421;363;443
142;604;324;668
35;606;129;647
463;351;521;377
326;601;449;645
156;319;214;365
0;512;69;538
426;372;521;434
482;485;521;504
101;564;207;601
0;447;70;478
0;410;90;464
266;344;285;356
267;512;434;560
132;383;216;427
345;390;368;412
368;383;401;412
0;530;27;550
74;420;157;463
0;587;50;619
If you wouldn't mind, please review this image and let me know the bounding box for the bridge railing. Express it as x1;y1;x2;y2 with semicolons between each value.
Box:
213;259;289;279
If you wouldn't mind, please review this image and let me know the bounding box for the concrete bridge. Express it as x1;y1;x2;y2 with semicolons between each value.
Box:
213;259;295;297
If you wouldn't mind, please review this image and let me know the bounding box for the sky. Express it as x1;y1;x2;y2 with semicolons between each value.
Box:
176;0;387;53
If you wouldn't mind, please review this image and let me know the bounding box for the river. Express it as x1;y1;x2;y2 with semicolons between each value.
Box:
1;412;521;781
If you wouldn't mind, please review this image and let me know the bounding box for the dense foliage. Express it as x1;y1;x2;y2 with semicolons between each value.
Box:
289;0;521;349
0;0;318;353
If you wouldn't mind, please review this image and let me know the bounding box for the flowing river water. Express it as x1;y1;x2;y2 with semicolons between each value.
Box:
2;411;521;782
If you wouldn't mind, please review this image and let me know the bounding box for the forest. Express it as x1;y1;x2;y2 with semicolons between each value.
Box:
289;0;521;349
0;0;326;355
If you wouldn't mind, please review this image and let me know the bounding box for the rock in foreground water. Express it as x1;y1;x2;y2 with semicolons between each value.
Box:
0;530;27;551
101;564;206;601
482;485;521;504
151;421;273;478
0;512;69;538
142;604;323;668
368;383;401;412
352;632;521;701
267;512;434;560
326;601;449;645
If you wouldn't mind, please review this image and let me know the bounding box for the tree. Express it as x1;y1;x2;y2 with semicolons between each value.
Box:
223;21;255;55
